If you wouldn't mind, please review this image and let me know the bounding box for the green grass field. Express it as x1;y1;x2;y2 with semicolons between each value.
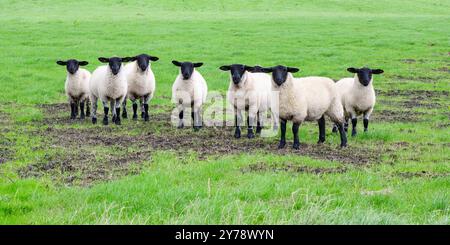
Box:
0;0;449;224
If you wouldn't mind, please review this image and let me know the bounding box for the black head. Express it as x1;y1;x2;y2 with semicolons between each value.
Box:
260;65;299;86
219;64;253;85
128;54;159;72
98;56;133;75
250;65;264;73
56;59;88;75
172;60;203;80
347;67;384;86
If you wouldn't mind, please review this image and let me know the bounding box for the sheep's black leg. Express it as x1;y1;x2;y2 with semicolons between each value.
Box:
74;101;79;117
70;102;76;119
132;101;138;120
337;122;348;147
143;95;150;122
364;118;369;132
140;98;145;119
178;107;184;129
318;116;326;144
351;118;357;136
122;96;128;119
247;115;255;139
292;122;300;149
344;119;349;132
114;99;121;125
256;112;262;134
85;99;90;117
80;101;85;119
234;109;241;138
103;107;109;125
91;97;98;124
278;118;287;149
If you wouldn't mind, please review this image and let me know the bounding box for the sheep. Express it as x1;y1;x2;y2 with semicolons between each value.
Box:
260;65;347;149
121;54;159;121
89;56;133;125
332;67;384;136
171;60;208;131
56;59;91;120
219;64;273;139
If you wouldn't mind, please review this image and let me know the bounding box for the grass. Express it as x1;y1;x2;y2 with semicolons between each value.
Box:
0;0;449;224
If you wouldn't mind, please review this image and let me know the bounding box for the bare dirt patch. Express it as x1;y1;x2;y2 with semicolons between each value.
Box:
394;171;450;179
19;103;384;185
241;162;347;175
0;110;14;164
371;109;425;122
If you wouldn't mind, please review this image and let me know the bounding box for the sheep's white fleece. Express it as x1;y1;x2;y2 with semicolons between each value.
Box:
227;71;272;118
335;75;376;120
172;69;207;110
124;61;156;100
89;65;128;104
65;68;91;102
273;74;344;123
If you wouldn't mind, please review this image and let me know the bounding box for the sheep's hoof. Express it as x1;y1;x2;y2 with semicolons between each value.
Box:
80;114;85;120
352;131;357;137
293;143;300;150
234;131;241;139
340;143;348;148
115;119;121;125
132;114;138;120
70;115;76;120
364;128;368;132
278;141;286;149
177;122;184;129
256;127;262;134
103;117;108;125
92;117;97;124
144;115;149;122
247;132;255;139
122;112;128;119
332;126;338;133
141;112;145;119
317;139;325;144
193;126;200;132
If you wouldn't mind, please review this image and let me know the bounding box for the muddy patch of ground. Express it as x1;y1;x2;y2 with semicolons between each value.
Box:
371;109;425;122
241;162;347;174
376;89;449;98
394;171;450;179
0;110;14;164
19;103;385;185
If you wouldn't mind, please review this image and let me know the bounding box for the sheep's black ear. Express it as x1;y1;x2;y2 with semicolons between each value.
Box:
172;60;181;67
121;57;134;62
347;67;358;73
193;62;203;68
98;57;109;63
372;69;384;74
260;67;273;73
79;61;89;66
219;65;230;71
287;67;299;73
149;56;159;62
56;60;67;66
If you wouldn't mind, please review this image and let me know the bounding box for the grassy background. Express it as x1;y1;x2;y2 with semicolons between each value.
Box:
0;0;449;224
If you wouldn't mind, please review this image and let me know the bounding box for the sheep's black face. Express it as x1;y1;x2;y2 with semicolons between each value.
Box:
56;59;88;75
130;54;159;72
347;67;384;86
260;65;300;86
219;64;252;85
172;60;203;80
98;57;133;75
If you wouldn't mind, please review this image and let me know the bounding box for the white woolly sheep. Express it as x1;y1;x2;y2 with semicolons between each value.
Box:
121;54;159;121
332;67;384;136
219;64;273;139
171;60;208;131
56;59;91;120
89;56;133;125
260;65;347;149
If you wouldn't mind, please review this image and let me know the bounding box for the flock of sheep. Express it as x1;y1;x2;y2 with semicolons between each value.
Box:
56;53;384;149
